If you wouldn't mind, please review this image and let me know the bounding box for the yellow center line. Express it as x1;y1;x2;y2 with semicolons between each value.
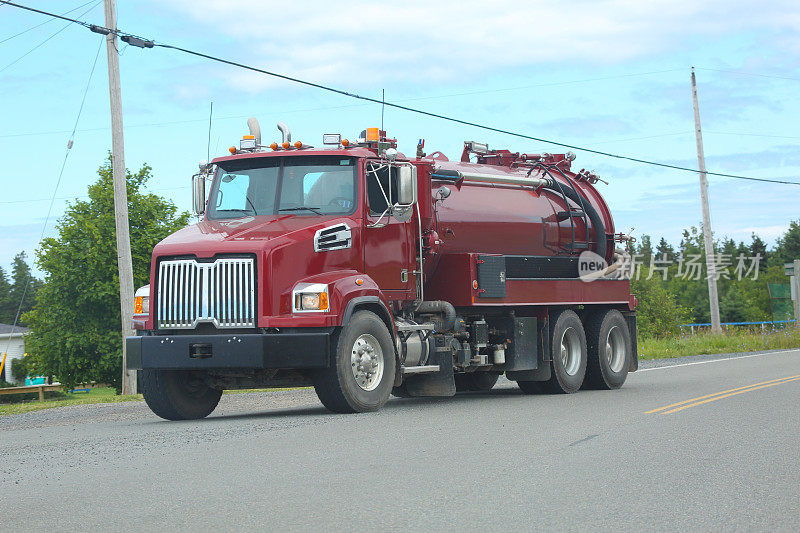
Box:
645;374;800;414
662;377;800;414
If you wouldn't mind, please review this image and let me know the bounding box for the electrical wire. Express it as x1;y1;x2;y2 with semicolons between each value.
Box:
695;67;800;83
153;44;800;186
2;38;103;357
1;0;799;187
0;0;101;73
0;0;95;45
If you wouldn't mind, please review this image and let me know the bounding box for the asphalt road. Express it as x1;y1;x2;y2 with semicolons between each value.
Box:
2;349;799;532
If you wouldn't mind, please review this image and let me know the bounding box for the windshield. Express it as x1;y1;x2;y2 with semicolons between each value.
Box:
207;156;357;219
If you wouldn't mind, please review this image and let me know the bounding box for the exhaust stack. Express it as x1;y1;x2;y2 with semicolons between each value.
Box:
277;121;291;144
247;117;261;146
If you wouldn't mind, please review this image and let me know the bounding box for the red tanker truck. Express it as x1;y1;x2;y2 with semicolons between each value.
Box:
127;120;637;420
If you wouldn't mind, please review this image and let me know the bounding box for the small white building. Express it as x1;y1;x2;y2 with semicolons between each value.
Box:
1;323;30;384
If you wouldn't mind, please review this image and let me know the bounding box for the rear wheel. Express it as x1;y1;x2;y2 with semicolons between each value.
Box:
141;369;222;420
584;309;631;389
313;310;396;413
518;309;587;394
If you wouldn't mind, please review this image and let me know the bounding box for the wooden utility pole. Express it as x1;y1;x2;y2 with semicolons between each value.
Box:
104;0;136;393
793;260;800;327
691;67;722;334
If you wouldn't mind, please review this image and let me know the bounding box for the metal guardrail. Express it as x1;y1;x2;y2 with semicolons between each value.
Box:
679;319;797;334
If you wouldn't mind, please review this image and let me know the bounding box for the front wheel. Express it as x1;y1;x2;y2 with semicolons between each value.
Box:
141;369;222;420
313;310;396;413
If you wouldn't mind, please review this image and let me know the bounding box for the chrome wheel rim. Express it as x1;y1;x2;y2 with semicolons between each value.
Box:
350;334;384;391
606;326;626;373
560;327;582;376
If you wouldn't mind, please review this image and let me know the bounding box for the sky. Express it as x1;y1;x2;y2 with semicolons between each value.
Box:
1;0;799;275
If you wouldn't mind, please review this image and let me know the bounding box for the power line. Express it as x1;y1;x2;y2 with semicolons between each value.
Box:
0;0;101;73
2;0;799;187
2;37;103;357
0;0;95;45
695;67;800;83
153;44;800;187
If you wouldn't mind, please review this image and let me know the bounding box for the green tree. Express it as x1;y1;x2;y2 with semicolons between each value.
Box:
0;266;11;323
24;158;189;390
774;220;800;265
655;237;674;259
3;252;40;326
631;268;690;338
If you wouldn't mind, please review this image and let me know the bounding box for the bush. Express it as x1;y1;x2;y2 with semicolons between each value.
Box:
11;356;28;383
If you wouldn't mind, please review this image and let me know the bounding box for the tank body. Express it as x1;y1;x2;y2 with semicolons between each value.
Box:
427;159;615;260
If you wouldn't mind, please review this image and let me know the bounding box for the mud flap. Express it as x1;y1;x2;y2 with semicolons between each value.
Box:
625;312;639;372
403;338;456;397
505;316;552;382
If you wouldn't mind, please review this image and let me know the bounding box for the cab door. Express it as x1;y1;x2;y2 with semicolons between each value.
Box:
362;160;414;291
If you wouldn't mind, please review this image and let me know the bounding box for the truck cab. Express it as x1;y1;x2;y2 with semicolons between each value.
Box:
128;121;637;420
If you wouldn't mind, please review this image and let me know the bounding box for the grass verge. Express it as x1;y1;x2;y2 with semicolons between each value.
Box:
0;387;142;417
640;326;800;360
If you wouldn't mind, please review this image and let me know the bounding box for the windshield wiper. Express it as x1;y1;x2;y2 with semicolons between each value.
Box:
278;206;323;215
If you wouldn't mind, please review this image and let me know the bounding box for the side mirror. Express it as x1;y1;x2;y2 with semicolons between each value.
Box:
192;173;206;215
396;165;417;206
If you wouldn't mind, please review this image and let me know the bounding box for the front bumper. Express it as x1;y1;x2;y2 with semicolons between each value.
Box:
126;331;331;370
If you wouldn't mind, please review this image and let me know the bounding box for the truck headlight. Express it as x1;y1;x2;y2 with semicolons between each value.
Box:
293;283;329;312
134;285;150;315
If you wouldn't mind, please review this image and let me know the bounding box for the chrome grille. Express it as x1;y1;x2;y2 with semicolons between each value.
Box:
157;257;255;329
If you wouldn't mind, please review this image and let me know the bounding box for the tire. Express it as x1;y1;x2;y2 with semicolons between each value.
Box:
455;372;499;392
583;309;631;390
519;309;587;394
313;310;397;413
140;369;222;421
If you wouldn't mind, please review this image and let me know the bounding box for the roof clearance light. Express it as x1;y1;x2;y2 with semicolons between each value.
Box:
341;138;350;147
294;141;303;149
282;141;291;149
229;146;237;154
240;135;257;150
366;127;380;142
323;133;341;145
270;142;279;150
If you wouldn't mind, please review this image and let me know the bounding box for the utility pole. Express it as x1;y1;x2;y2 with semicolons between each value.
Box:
691;67;722;334
104;0;136;393
793;260;800;328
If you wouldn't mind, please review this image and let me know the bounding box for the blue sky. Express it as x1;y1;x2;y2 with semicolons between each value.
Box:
1;0;799;274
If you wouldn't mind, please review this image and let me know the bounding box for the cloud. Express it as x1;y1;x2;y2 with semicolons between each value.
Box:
161;0;800;90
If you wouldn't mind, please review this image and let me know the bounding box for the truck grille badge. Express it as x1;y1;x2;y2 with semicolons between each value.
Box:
157;257;256;329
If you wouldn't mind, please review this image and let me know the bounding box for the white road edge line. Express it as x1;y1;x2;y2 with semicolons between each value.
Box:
638;349;800;372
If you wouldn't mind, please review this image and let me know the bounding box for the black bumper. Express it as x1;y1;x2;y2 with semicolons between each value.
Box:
126;332;331;370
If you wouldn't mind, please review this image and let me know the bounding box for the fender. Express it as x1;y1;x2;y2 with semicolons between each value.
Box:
341;295;395;336
285;270;395;335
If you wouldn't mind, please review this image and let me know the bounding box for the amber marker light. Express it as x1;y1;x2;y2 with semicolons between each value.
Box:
282;141;291;149
355;278;364;286
341;138;350;147
270;142;278;150
294;141;303;149
229;146;237;154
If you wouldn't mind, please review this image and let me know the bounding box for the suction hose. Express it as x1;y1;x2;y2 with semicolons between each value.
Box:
541;178;607;262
